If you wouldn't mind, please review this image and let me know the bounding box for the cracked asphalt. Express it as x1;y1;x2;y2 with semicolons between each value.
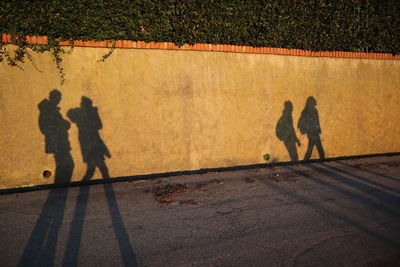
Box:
1;155;400;266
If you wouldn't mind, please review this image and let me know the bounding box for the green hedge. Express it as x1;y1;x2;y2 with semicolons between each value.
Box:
1;0;399;54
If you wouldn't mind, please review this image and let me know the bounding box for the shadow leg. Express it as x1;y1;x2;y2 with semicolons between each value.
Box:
18;188;68;267
54;152;74;184
98;162;110;179
63;185;90;267
104;184;137;266
285;141;298;161
315;136;325;159
304;137;314;160
83;161;96;180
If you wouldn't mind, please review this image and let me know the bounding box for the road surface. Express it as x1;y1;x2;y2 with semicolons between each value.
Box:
1;155;400;266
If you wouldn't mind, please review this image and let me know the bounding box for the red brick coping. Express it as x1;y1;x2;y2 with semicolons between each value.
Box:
2;33;399;60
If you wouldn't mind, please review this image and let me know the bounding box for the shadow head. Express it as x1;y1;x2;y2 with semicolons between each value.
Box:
49;89;61;105
81;96;93;108
284;100;293;112
306;96;317;107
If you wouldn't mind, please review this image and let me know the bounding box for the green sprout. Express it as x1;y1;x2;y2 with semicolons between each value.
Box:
263;153;271;161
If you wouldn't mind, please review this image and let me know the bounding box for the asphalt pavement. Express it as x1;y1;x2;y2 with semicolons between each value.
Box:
1;155;400;266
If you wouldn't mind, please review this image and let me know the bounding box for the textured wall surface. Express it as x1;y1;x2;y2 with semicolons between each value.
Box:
1;46;399;189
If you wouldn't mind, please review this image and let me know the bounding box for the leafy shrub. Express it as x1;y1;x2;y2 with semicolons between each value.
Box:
1;0;398;82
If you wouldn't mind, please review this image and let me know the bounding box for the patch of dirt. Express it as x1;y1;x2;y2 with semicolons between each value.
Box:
354;161;400;169
254;166;281;173
268;172;301;183
269;166;281;171
178;200;199;205
387;162;400;167
151;183;190;206
147;179;223;206
243;177;256;183
196;179;223;189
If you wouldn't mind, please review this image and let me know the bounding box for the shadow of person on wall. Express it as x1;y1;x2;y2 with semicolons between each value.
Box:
298;96;325;160
38;89;74;183
18;89;74;266
276;101;301;161
67;96;111;180
64;97;137;266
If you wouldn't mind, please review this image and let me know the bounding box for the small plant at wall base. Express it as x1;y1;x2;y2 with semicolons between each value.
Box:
263;153;271;162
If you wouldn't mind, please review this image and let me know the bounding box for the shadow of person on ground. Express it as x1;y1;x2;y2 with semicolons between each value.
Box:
64;184;138;267
65;96;137;266
298;96;325;160
279;165;400;248
103;183;138;266
67;96;111;180
18;188;70;267
18;89;74;266
276;101;301;161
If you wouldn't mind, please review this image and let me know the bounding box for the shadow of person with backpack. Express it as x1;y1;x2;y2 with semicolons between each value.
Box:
298;96;325;160
18;89;74;266
67;96;111;180
38;89;74;184
65;97;137;266
276;101;301;161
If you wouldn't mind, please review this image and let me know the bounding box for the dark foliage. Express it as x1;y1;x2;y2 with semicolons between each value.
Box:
1;0;399;82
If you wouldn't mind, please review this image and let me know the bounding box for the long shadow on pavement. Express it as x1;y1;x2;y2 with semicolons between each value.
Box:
18;188;69;267
336;161;400;184
257;164;400;249
323;162;400;197
303;164;400;217
103;183;137;266
64;95;137;266
19;90;74;266
63;185;90;266
63;182;137;267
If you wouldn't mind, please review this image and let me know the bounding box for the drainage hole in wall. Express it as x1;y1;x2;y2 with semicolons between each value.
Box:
42;170;52;178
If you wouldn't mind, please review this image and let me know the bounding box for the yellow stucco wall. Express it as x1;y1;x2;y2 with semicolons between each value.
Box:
1;46;399;189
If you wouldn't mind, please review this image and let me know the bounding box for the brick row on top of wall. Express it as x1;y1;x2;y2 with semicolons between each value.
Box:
2;33;399;60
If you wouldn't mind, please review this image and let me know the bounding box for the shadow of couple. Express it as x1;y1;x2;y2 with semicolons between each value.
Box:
276;96;325;162
18;89;137;267
38;89;111;184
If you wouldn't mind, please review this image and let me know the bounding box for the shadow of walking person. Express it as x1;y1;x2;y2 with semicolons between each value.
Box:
38;89;74;183
67;96;111;180
276;101;301;161
298;96;325;160
18;89;74;266
64;96;137;266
